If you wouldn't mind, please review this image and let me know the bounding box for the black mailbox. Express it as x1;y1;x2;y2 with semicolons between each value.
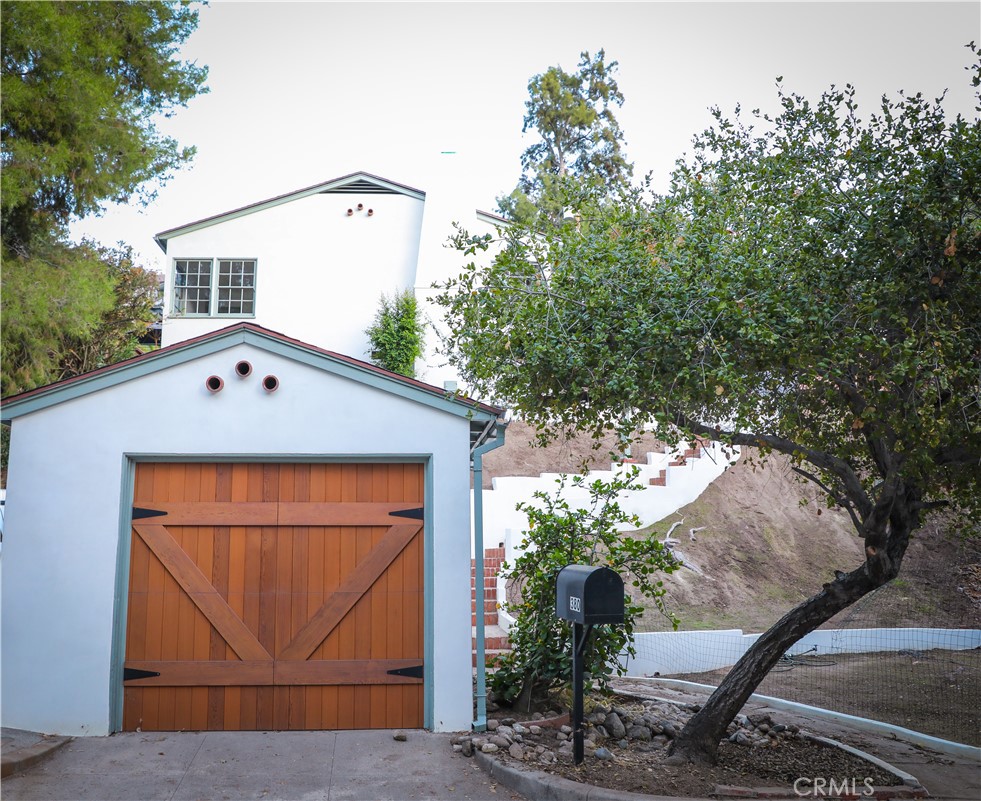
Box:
555;565;625;625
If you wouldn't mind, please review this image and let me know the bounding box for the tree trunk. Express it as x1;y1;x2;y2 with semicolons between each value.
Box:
667;515;915;764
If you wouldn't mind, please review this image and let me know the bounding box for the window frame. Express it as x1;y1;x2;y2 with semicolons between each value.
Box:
171;257;258;318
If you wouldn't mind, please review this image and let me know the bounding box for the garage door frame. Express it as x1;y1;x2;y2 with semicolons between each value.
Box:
109;453;435;733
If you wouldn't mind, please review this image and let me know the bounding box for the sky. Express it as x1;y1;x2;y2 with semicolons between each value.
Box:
69;1;980;274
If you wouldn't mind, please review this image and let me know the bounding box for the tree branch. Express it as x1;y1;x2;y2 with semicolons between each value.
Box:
934;446;981;466
790;466;863;532
674;412;873;519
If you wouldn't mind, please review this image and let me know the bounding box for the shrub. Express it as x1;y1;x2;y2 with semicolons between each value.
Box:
364;289;425;378
491;468;680;712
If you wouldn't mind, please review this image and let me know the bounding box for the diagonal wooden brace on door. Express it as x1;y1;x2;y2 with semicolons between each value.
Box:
132;524;273;661
278;523;423;661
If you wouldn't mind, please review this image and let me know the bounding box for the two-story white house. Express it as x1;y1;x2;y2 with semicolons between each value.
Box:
155;170;504;389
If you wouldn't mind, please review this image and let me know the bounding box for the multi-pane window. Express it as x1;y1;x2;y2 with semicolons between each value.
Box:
216;259;256;314
173;258;256;316
173;259;212;315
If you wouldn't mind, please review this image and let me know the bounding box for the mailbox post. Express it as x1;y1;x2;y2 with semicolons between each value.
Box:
555;565;625;764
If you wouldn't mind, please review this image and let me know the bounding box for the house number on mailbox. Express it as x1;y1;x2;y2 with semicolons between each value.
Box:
569;596;582;613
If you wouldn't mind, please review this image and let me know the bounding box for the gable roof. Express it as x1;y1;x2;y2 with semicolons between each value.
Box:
1;323;504;451
154;171;427;253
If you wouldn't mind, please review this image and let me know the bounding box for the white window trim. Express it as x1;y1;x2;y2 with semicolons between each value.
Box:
171;257;258;318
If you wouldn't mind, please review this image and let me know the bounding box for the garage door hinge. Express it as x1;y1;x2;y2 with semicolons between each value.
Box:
132;507;167;519
390;507;424;520
123;668;161;682
386;664;424;679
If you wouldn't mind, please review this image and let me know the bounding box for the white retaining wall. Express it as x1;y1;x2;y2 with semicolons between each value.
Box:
621;627;981;676
472;442;737;632
474;441;736;558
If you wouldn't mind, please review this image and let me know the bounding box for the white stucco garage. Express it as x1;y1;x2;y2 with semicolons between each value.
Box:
1;323;503;736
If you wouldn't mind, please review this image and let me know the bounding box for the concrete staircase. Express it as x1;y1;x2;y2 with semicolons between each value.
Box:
471;546;510;667
649;442;706;486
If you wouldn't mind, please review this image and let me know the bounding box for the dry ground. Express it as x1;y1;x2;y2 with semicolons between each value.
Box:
484;423;979;634
669;648;981;748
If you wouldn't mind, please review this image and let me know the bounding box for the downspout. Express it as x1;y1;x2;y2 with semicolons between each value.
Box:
471;418;506;732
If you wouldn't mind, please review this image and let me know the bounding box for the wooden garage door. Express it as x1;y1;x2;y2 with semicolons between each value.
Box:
123;463;424;731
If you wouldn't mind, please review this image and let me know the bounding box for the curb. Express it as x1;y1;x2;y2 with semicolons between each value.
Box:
1;735;72;779
472;733;926;801
474;749;712;801
800;733;924;790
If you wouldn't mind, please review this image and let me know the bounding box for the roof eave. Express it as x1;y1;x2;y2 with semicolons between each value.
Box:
0;324;502;426
154;172;426;248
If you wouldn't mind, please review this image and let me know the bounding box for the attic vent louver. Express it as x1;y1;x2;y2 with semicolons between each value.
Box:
321;179;399;195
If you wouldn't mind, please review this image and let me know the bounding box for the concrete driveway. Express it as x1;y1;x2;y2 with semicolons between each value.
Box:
1;729;523;801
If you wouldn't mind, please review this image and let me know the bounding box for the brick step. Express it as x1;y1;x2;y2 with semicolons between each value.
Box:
479;635;510;650
649;469;667;487
471;559;505;570
472;612;498;626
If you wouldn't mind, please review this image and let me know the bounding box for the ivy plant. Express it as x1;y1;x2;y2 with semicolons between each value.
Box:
364;289;426;378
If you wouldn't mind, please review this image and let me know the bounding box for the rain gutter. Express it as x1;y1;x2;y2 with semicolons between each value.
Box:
471;417;506;732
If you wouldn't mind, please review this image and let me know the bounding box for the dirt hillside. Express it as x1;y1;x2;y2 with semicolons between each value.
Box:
484;423;980;634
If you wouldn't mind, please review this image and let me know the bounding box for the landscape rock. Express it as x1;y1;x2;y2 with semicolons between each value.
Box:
508;744;525;760
594;747;614;761
489;735;511;748
627;725;652;742
486;719;500;731
393;731;407;742
461;738;473;757
481;743;499;754
604;712;627;739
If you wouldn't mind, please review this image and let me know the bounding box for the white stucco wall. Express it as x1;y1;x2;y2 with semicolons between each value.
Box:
1;343;476;735
161;192;425;360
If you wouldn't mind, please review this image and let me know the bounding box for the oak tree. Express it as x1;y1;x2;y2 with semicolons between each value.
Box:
437;49;980;764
